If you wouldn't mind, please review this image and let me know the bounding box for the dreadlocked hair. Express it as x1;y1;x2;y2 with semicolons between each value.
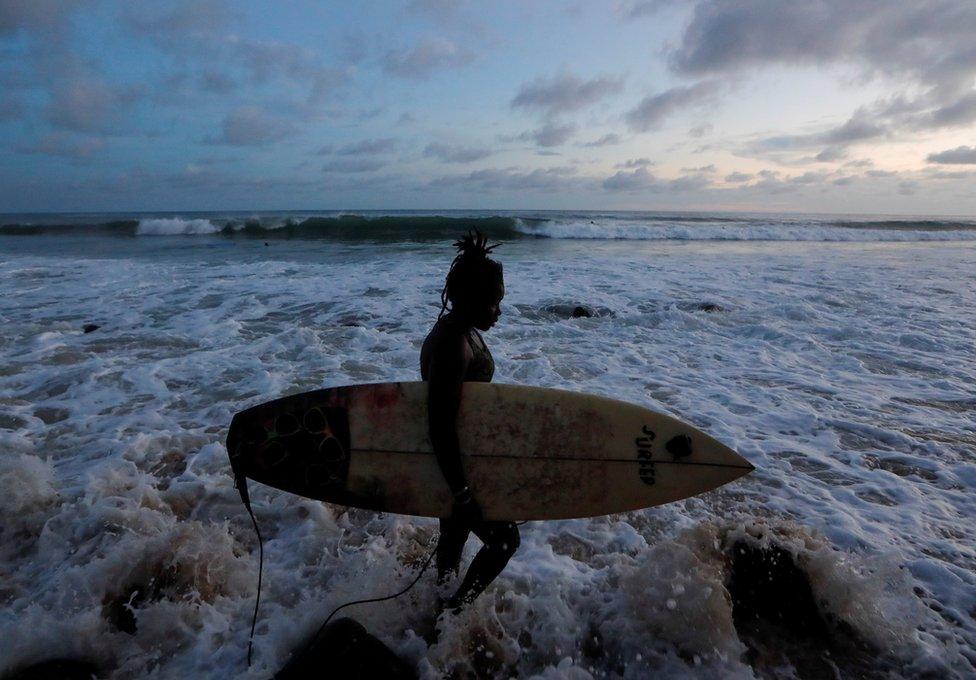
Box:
439;230;503;318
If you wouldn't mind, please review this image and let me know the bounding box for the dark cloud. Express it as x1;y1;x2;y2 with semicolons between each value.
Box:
517;121;576;148
926;146;976;164
681;164;716;172
602;166;655;191
620;1;681;20
511;73;624;116
126;0;233;40
424;142;492;163
46;78;141;133
382;38;474;79
815;146;847;162
926;92;976;128
898;180;919;195
336;138;398;155
431;166;578;192
209;106;296;146
844;158;873;168
670;1;976;91
0;0;83;39
0;95;24;121
406;0;466;18
615;158;653;168
579;133;622;147
314;144;334;156
625;81;718;132
15;131;105;159
926;169;976;180
745;113;885;160
669;1;976;139
688;123;712;138
323;158;386;173
725;171;753;182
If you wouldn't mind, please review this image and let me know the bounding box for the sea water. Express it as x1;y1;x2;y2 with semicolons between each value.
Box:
0;211;974;678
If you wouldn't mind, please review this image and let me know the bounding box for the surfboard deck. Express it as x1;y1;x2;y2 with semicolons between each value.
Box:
226;381;753;521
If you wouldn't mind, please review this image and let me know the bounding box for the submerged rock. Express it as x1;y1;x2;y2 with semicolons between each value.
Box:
275;617;415;680
82;324;100;333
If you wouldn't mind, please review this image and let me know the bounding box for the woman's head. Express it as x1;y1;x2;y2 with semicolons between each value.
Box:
440;230;504;330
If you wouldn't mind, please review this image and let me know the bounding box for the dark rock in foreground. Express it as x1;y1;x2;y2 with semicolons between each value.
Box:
83;324;100;333
275;617;415;680
4;659;101;680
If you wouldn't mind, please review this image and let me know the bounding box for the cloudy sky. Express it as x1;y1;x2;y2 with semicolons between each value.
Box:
2;0;976;214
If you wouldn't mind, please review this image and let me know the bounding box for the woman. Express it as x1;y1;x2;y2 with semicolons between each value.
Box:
420;231;519;613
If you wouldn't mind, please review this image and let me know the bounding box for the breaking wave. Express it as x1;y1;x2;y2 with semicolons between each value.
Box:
2;212;976;242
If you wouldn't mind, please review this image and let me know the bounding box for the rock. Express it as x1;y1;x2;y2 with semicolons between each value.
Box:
4;658;101;680
274;618;415;680
571;306;592;318
82;324;100;333
696;302;725;313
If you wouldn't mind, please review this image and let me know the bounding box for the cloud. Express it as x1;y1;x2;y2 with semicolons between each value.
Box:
725;171;753;182
688;123;712;138
46;77;141;133
579;133;622;147
620;1;679;20
382;38;474;79
616;158;653;168
744;112;885;160
517;121;576;147
322;158;386;173
432;166;579;192
511;73;624;116
625;81;719;132
681;164;716;172
926;92;976;128
0;95;24;121
668;1;976;139
669;1;976;90
603;166;655;191
406;0;466;18
210;106;296;146
15;131;106;159
336;138;398;155
0;0;82;39
424;142;492;163
926;146;976;164
815;146;847;162
126;1;232;40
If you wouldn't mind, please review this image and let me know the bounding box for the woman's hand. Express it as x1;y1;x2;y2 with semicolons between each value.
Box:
451;487;484;523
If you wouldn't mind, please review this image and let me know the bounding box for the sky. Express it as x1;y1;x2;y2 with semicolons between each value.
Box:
1;0;976;215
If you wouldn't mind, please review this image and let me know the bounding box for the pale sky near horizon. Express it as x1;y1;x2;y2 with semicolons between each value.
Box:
1;0;975;215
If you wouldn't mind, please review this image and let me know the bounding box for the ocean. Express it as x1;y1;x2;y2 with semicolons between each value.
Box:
1;210;974;678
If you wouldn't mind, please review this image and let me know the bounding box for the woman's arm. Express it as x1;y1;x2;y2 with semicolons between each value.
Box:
426;330;471;495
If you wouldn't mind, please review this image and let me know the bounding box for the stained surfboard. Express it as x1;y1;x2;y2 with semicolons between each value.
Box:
226;381;753;521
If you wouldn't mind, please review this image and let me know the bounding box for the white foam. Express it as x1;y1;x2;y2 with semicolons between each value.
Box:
0;237;974;677
137;217;220;235
515;217;976;242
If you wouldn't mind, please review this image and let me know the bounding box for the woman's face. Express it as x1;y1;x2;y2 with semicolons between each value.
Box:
471;279;504;331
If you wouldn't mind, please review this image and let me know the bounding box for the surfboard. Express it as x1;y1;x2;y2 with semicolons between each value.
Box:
226;381;753;521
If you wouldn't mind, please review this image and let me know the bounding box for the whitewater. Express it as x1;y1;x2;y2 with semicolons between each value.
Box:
0;211;974;678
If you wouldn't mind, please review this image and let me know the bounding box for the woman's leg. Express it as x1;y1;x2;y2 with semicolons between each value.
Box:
436;517;470;584
447;521;519;611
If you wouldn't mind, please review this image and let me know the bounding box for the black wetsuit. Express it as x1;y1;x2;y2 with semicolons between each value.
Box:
421;316;520;609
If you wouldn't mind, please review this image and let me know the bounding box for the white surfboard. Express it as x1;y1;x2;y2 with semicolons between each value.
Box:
227;381;753;521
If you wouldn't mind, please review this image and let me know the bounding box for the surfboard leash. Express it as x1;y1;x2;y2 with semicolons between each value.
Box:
234;469;440;669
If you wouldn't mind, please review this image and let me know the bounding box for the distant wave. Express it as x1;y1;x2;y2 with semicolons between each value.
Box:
3;212;976;242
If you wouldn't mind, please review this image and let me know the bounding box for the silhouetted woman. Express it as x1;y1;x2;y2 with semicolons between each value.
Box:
420;231;519;613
